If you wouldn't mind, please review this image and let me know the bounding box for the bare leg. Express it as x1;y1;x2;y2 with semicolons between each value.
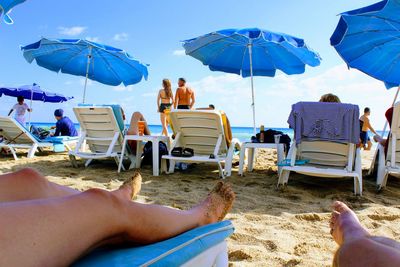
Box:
0;168;142;203
0;181;234;266
160;112;168;136
0;168;79;202
330;201;400;267
127;112;151;151
366;140;372;151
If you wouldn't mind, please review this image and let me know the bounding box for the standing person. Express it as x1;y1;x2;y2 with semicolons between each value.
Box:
7;96;32;125
174;78;195;110
360;107;378;150
50;109;78;137
157;79;174;136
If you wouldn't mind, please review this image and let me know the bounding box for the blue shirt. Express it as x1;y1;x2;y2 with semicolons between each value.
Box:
54;116;78;137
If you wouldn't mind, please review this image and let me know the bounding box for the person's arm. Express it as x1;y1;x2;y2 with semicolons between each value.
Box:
54;123;61;136
7;109;13;116
190;90;195;109
174;89;179;109
157;91;161;112
170;93;174;108
366;118;378;135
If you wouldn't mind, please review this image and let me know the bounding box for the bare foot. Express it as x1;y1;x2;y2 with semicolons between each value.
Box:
116;171;142;200
195;182;235;225
330;201;369;246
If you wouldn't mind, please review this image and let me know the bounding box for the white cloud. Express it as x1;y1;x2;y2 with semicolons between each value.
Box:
86;36;100;42
79;78;93;87
189;65;397;128
58;26;87;36
172;49;186;56
113;33;129;41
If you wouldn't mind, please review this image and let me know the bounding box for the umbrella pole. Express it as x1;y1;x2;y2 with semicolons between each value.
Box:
382;85;400;136
248;43;256;135
28;86;33;129
82;46;93;104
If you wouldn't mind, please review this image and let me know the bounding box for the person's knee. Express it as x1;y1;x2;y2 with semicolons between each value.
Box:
83;188;124;209
132;112;143;120
14;168;47;184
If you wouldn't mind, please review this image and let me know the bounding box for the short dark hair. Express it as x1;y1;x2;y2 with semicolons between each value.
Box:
17;96;24;102
209;104;215;110
364;107;370;113
178;78;186;83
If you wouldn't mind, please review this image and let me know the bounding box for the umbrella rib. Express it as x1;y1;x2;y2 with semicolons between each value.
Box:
185;35;246;56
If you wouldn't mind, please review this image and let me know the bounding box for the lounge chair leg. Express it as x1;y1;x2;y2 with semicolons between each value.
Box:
27;144;38;158
69;154;78;168
354;176;362;196
115;156;125;171
168;160;175;174
218;162;225;179
85;159;93;168
161;159;167;174
8;147;18;161
278;169;290;187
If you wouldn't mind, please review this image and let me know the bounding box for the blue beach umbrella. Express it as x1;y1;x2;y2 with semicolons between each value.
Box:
0;0;27;24
0;83;74;126
21;38;149;103
183;28;321;133
331;0;400;132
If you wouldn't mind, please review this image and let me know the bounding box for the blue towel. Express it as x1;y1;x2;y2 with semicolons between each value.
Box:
73;220;234;267
288;102;360;144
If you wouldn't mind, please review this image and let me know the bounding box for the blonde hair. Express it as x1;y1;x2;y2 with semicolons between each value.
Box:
162;79;172;98
319;93;341;103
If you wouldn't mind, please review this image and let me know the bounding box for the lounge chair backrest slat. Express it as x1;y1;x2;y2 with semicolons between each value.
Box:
0;117;35;144
73;107;123;154
169;110;228;156
297;140;353;169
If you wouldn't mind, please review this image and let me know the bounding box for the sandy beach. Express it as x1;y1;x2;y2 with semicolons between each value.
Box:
1;148;400;267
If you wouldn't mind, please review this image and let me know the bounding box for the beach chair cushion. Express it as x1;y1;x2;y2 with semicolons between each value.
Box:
73;220;234;267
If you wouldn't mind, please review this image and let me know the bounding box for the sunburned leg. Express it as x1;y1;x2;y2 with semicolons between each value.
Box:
330;201;400;267
0;181;234;266
0;168;79;202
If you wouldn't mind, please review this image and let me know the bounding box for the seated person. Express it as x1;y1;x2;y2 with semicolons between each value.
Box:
330;201;400;266
50;109;78;137
359;107;378;150
126;112;151;152
0;168;235;266
373;107;393;156
319;93;341;103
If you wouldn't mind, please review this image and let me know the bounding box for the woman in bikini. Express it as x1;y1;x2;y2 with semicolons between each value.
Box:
157;79;174;136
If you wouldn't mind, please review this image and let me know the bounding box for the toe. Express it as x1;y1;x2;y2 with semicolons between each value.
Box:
330;211;340;229
333;201;350;213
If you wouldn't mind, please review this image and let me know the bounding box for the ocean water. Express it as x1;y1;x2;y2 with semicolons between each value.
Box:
32;122;388;143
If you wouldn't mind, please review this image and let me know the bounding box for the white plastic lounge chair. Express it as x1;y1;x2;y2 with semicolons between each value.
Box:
0;116;77;160
162;110;239;178
69;105;132;169
73;220;234;267
376;102;400;190
278;104;362;195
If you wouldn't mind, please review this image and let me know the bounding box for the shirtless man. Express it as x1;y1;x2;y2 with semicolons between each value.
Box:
330;201;400;266
360;107;378;150
174;78;195;109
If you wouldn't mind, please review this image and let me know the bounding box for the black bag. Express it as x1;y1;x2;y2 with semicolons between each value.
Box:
256;129;291;154
141;141;169;167
30;126;50;140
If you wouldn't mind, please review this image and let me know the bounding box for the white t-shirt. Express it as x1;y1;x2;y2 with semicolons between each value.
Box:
12;103;29;116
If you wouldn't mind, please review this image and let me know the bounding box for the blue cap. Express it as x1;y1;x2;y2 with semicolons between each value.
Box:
54;109;64;117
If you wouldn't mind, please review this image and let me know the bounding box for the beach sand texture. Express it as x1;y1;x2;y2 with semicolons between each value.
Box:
1;148;399;266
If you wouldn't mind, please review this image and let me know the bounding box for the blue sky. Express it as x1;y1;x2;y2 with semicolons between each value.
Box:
0;0;396;128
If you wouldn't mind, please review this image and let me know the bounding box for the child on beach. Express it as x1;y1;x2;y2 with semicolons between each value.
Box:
7;96;32;125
